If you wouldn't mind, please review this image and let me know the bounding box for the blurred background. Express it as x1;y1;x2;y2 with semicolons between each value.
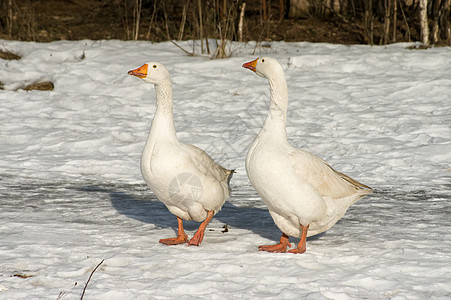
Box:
0;0;449;46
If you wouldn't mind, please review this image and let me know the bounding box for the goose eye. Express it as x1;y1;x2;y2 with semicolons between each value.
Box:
262;59;265;63
153;65;157;68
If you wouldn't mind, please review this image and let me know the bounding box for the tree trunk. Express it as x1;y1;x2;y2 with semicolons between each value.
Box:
432;20;439;44
197;0;204;53
431;0;441;43
262;0;268;20
444;0;451;43
7;0;13;38
383;0;391;44
178;0;189;41
419;0;429;45
364;0;374;44
238;2;246;41
288;0;310;18
133;0;142;41
437;0;450;44
280;0;285;20
392;0;397;42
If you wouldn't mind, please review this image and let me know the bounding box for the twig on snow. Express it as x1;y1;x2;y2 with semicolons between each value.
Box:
56;282;77;300
80;259;104;300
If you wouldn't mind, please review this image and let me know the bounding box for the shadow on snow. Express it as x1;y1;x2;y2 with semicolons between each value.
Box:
80;184;286;241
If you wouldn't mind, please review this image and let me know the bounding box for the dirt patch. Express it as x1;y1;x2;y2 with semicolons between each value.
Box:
0;50;21;60
23;81;55;91
0;49;54;91
0;80;55;91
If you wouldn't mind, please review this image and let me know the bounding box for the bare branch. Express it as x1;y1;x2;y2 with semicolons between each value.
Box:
80;259;104;300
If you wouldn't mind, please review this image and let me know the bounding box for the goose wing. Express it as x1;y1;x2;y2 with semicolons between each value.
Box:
182;144;233;184
290;149;372;199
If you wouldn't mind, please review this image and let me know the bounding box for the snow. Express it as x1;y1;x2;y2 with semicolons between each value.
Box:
1;39;450;299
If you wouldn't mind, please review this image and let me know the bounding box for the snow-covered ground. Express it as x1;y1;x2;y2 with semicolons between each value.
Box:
1;39;450;299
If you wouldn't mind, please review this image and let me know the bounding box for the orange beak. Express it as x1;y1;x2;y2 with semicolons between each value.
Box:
128;64;148;78
242;58;258;72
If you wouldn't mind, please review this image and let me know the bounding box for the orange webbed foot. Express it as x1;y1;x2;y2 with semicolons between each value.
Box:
258;243;290;253
187;233;203;246
287;246;306;254
160;217;189;245
159;234;189;245
258;233;291;253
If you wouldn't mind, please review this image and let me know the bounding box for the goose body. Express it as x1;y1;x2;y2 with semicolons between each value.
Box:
128;62;233;246
243;57;371;253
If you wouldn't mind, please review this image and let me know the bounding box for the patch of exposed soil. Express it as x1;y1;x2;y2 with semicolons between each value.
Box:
0;50;21;60
22;81;55;91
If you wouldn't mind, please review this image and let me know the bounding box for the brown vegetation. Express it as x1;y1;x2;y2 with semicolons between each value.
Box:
0;0;449;46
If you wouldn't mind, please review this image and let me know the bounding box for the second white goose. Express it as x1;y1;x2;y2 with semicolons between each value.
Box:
242;57;372;254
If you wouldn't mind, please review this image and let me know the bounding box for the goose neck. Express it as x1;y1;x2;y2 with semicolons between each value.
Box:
155;81;173;113
260;76;288;141
149;81;177;141
268;75;288;113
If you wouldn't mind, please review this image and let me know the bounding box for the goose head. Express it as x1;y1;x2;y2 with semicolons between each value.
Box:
128;62;170;85
242;57;284;80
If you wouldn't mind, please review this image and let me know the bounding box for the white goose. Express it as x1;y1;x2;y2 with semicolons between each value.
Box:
242;57;372;254
128;62;233;246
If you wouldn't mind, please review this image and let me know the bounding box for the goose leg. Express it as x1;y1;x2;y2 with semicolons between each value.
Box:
288;224;309;254
160;217;189;245
258;233;291;253
188;210;214;246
